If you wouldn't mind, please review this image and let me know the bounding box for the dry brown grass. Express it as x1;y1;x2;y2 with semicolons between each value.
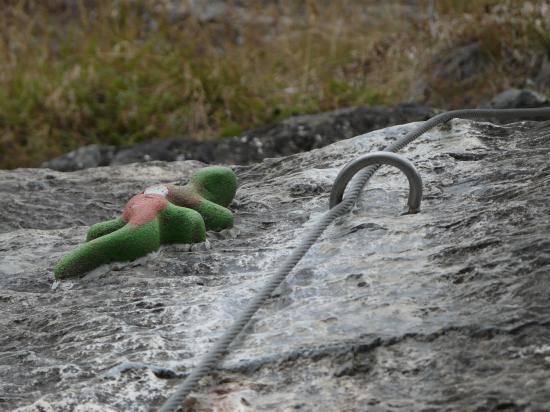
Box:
0;0;549;169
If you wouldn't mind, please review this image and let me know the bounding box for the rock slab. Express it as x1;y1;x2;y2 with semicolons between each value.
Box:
42;104;433;171
2;118;550;411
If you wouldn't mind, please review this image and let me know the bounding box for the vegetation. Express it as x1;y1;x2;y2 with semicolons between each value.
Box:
0;0;549;169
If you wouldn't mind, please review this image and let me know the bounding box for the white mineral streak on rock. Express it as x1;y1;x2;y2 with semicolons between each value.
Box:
143;185;169;197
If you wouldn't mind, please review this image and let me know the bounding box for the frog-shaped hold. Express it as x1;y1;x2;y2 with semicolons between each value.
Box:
54;166;237;279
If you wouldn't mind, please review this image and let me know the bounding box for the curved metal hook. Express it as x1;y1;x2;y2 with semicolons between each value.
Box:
329;151;422;214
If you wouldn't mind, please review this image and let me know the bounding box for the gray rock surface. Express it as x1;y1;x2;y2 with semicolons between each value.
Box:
485;88;550;109
42;104;433;171
42;144;117;172
2;118;550;411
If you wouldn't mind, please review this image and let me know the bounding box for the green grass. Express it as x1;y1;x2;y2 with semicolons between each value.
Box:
0;0;549;169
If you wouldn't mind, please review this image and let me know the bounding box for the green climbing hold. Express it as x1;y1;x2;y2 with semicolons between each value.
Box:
54;166;238;279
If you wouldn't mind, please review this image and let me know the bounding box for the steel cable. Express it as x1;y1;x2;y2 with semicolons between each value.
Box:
158;107;550;412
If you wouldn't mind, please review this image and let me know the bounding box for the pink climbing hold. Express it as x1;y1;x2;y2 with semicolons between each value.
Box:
122;194;169;225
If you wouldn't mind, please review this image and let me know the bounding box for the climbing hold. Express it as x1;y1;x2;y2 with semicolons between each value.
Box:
164;165;238;231
54;166;238;279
